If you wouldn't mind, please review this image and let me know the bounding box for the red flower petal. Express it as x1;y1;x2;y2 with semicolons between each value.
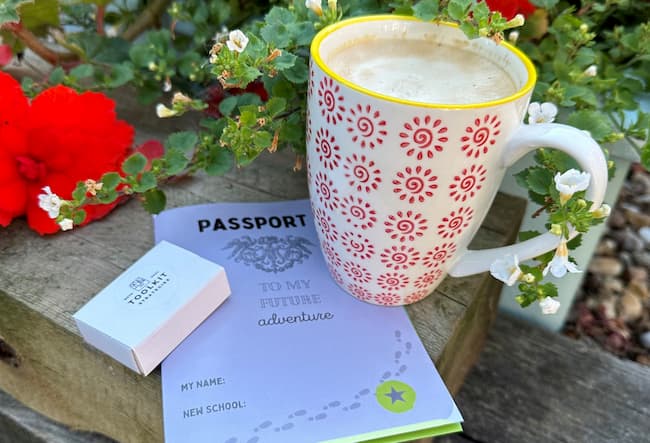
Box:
0;44;12;67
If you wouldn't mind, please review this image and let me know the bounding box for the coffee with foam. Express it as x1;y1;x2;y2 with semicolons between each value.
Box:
326;38;517;105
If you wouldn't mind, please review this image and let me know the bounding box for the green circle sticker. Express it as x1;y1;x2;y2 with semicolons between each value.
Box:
375;380;416;413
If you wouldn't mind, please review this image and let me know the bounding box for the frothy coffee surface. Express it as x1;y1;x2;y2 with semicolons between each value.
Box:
326;38;517;104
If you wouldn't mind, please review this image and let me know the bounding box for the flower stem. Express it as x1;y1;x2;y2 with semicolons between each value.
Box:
121;0;172;41
1;22;78;65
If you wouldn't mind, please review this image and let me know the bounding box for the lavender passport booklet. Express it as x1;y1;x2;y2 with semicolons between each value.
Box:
154;200;462;442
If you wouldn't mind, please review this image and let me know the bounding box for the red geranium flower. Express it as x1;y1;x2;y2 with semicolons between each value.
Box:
0;72;134;235
485;0;536;19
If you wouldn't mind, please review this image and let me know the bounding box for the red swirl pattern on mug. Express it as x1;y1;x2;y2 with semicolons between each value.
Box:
392;165;438;204
449;164;487;202
343;153;382;193
314;128;341;170
327;263;345;286
437;207;474;239
423;242;457;268
374;292;401;306
343;260;372;284
341;231;375;260
461;114;501;158
399;115;448;160
384;210;428;242
318;77;345;124
313;172;340;211
380;245;421;270
321;239;342;268
314;207;338;242
339;195;377;230
377;272;410;290
403;289;429;305
347;283;373;302
414;269;443;289
346;103;387;149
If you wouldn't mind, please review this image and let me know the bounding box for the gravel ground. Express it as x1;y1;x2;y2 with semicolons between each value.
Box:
564;165;650;366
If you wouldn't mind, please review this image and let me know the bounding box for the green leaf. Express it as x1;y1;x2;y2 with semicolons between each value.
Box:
72;182;87;202
526;167;554;195
205;148;234;176
265;97;287;117
448;0;471;20
567;234;583;249
133;171;157;192
261;23;291;48
413;0;439;21
0;0;33;25
566;110;614;142
72;209;86;225
253;131;273;149
218;96;239;117
121;153;147;175
641;140;650;171
18;0;59;29
538;282;558;298
142;189;167;214
49;66;64;85
264;6;295;25
107;63;134;88
166;131;198;152
129;41;155;67
282;57;309;83
272;52;298;71
519;230;541;241
530;0;559;8
164;149;189;175
101;172;121;190
69;64;94;79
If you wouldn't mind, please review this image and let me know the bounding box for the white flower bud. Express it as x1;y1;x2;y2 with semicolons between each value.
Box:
59;218;73;231
539;296;561;315
156;104;178;118
583;65;597;77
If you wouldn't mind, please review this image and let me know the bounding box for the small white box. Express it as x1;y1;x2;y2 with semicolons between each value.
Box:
73;241;230;375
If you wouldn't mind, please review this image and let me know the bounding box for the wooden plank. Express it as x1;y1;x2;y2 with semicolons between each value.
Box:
0;91;526;441
0;389;116;443
435;314;650;443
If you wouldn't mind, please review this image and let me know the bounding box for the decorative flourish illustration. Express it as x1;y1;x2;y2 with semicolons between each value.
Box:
460;114;501;158
449;164;487;202
223;235;314;273
346;103;387;148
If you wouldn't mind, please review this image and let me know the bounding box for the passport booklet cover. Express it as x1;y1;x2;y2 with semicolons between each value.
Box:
154;199;462;443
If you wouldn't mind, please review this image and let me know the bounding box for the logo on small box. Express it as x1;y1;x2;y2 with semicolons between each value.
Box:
124;270;172;306
129;277;150;291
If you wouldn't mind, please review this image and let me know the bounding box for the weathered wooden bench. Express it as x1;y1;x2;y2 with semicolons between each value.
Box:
436;313;650;443
0;94;526;442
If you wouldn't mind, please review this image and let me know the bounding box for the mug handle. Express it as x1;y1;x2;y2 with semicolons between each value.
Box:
448;122;608;277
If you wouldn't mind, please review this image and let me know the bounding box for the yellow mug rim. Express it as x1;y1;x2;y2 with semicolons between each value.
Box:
310;15;537;110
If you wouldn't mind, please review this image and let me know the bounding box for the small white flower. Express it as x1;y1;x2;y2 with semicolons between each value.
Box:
59;218;73;231
508;30;520;44
490;254;522;286
507;14;525;28
38;186;62;219
592;203;611;219
583;64;597;77
226;29;249;53
527;102;558;124
163;77;172;92
543;240;581;278
105;25;118;38
539;296;561;315
555;169;591;205
156;104;178;118
305;0;323;16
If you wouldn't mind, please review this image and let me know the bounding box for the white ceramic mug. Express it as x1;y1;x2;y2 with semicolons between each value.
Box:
306;15;608;306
